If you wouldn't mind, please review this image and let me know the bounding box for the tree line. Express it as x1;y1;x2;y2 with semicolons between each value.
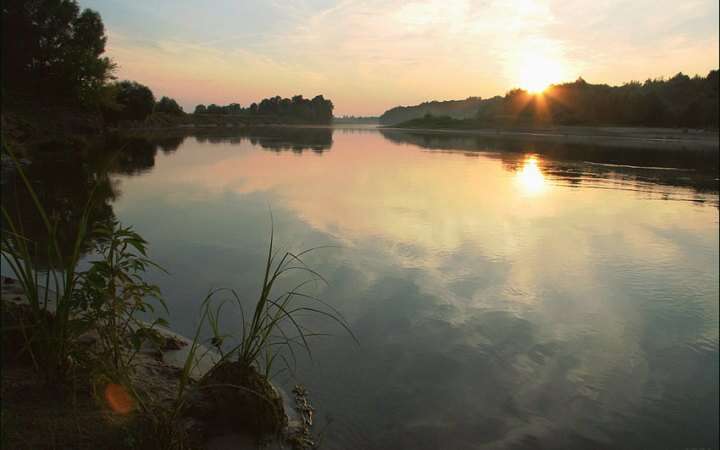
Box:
495;72;719;128
194;95;334;124
379;97;485;125
381;71;719;129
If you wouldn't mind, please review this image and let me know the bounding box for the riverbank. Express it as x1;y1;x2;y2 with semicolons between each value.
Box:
0;276;312;450
1;102;333;156
382;123;720;151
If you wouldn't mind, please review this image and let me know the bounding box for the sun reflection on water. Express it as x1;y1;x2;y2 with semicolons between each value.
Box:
515;155;547;195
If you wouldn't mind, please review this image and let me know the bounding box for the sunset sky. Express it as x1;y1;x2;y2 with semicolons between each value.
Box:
83;0;719;116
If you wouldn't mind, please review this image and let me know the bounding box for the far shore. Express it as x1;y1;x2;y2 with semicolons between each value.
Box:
379;125;720;151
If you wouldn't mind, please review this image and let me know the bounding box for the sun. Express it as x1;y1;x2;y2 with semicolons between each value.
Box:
514;51;567;93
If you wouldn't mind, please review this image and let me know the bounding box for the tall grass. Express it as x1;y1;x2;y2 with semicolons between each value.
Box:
1;145;167;386
205;224;356;377
2;142;357;446
162;222;358;442
1;146;97;382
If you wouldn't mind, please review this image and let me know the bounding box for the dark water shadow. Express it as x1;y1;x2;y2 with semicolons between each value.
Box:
191;126;334;154
379;129;720;196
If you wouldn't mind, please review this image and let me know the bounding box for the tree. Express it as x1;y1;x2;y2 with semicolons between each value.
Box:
206;104;222;114
188;95;334;122
1;0;115;102
310;95;333;123
155;96;184;115
102;81;155;123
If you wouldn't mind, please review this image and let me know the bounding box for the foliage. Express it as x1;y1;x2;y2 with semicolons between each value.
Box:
497;71;719;128
260;95;334;123
1;146;97;383
1;0;115;102
379;97;486;125
103;81;156;124
193;95;334;123
74;219;168;376
1;144;167;386
192;226;356;380
155;96;184;115
1;140;355;445
1;150;117;268
160;226;356;429
381;70;720;128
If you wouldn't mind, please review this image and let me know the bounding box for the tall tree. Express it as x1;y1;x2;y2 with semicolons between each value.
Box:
1;0;115;103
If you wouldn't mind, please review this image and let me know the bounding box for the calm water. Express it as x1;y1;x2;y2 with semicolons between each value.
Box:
4;127;719;449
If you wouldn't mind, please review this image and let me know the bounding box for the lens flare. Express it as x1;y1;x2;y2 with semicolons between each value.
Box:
104;383;135;414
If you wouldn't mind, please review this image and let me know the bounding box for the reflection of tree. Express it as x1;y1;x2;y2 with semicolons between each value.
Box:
2;153;117;269
379;129;719;194
193;127;334;154
252;127;333;154
1;134;189;268
110;137;158;175
155;135;185;154
2;127;338;268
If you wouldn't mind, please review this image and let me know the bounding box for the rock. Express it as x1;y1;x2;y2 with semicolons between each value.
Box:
162;336;186;351
77;330;99;346
186;361;287;437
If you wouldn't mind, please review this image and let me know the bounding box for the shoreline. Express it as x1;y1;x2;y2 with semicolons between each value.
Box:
0;276;307;450
379;125;720;150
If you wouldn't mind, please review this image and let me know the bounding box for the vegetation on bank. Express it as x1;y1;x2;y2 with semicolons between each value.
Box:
1;145;356;448
380;98;486;124
380;71;720;129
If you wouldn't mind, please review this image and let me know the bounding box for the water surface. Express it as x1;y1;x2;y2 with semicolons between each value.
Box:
4;127;719;449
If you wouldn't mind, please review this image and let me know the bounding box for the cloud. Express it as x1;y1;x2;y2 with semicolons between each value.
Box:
94;0;719;115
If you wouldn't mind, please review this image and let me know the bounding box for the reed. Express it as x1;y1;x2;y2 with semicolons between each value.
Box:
1;145;97;383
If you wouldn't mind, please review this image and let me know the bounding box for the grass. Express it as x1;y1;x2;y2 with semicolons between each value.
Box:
1;145;97;383
206;223;357;377
2;141;357;448
158;222;358;442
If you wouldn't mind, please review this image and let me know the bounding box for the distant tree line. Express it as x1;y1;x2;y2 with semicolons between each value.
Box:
382;72;719;129
194;95;334;123
379;97;485;124
494;72;719;128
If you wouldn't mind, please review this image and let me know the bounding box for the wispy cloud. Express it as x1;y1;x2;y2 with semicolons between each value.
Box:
85;0;719;115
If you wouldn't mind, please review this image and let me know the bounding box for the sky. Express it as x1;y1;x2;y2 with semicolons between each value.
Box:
82;0;719;116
